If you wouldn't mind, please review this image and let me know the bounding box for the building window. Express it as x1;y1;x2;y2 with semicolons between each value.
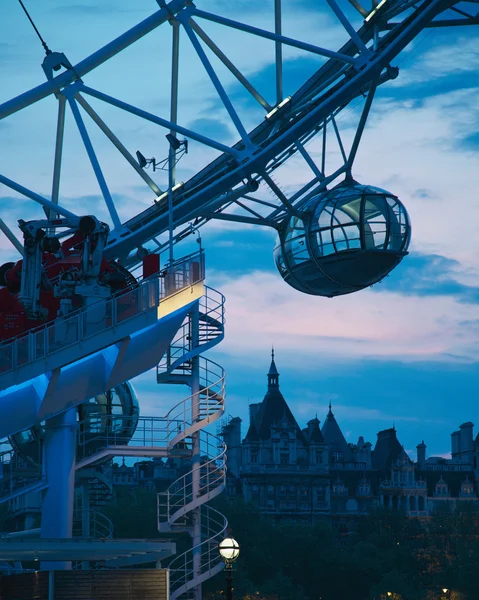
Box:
315;487;327;508
299;487;309;509
460;479;474;497
332;451;343;464
267;485;275;498
315;450;323;464
434;479;448;497
357;481;370;496
251;448;258;463
280;452;289;465
332;479;347;496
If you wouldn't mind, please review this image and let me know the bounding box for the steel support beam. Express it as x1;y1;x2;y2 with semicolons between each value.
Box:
274;0;283;104
191;8;360;65
75;93;163;197
66;94;122;230
168;19;181;263
50;94;66;219
0;0;190;120
40;408;77;570
327;0;372;56
180;14;254;151
189;19;272;111
190;303;202;600
0;174;77;218
79;84;241;157
0;219;24;256
347;79;378;174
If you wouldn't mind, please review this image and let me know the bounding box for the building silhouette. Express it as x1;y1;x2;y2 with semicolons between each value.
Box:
2;352;478;535
220;351;479;531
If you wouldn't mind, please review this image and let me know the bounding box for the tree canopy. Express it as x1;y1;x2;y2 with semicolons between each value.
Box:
203;497;479;600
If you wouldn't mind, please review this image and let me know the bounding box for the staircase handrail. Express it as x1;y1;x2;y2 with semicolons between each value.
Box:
0;251;204;375
73;508;114;539
168;505;228;599
164;360;225;448
155;285;227;598
158;431;226;525
76;362;224;464
157;287;225;374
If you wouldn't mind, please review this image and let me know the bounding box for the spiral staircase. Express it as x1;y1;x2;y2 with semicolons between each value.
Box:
157;286;228;600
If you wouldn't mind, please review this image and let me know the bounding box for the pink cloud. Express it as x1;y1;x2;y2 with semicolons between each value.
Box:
210;270;479;363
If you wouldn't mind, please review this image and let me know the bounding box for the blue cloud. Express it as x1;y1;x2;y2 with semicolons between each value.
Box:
186;118;234;144
203;226;276;275
376;253;479;303
463;131;479;149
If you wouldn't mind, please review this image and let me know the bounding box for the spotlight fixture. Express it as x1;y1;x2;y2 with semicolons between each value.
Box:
166;134;188;154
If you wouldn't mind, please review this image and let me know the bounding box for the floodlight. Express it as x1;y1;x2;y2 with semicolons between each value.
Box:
166;134;182;151
136;150;147;169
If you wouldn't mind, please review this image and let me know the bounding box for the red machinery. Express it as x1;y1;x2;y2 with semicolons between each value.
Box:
0;216;137;342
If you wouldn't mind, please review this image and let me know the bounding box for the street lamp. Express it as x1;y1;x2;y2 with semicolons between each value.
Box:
219;537;240;600
442;589;451;600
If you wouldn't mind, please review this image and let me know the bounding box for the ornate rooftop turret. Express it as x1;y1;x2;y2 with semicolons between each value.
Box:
306;417;324;444
321;402;351;461
245;350;306;443
268;347;279;389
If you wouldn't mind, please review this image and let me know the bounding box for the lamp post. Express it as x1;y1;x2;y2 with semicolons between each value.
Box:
442;589;451;600
218;537;240;600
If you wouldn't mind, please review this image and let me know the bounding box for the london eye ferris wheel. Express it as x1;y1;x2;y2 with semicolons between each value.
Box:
0;0;478;595
1;0;477;301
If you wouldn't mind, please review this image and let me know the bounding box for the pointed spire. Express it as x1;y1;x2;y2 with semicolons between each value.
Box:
268;347;279;388
328;401;333;415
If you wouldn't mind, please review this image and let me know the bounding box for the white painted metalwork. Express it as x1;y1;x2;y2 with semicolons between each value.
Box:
1;0;474;268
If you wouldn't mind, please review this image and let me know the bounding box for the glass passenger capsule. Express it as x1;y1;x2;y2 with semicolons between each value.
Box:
9;382;140;465
274;182;411;297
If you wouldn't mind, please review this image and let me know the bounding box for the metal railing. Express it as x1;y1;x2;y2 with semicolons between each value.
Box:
153;284;227;598
163;358;225;445
0;251;204;375
76;358;224;464
168;505;227;600
157;286;225;376
0;446;44;503
72;508;113;539
158;431;226;527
